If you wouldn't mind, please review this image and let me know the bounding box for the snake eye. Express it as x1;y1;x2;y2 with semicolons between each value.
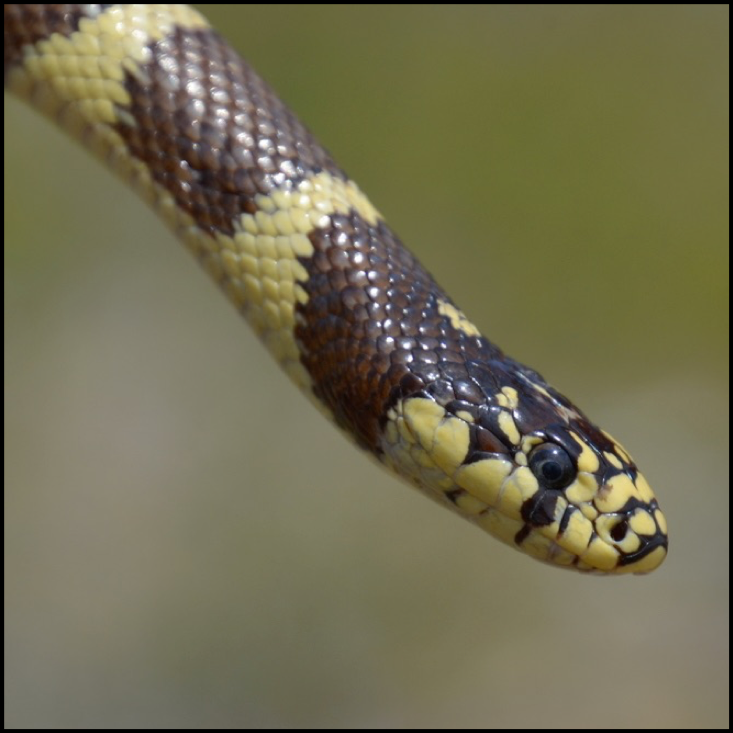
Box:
528;442;576;490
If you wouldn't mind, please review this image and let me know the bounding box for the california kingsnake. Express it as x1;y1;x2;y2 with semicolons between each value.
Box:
4;4;668;573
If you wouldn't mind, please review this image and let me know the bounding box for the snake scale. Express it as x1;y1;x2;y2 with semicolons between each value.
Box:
4;5;668;573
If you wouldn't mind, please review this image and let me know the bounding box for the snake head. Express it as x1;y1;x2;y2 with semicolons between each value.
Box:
380;350;668;574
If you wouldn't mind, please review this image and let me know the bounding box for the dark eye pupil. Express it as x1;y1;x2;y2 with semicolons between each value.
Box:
528;443;576;490
541;460;563;482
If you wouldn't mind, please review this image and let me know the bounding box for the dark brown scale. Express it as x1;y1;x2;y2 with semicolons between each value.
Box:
118;26;347;236
3;4;92;74
297;205;516;451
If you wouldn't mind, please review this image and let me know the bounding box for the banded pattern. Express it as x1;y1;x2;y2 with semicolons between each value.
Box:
4;4;668;573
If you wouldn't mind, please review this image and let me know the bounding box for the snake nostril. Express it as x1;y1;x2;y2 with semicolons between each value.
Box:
610;518;629;542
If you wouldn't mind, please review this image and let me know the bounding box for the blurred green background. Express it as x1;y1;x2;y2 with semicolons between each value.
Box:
5;4;728;728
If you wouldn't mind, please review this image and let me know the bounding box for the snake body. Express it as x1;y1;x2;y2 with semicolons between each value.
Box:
4;5;667;573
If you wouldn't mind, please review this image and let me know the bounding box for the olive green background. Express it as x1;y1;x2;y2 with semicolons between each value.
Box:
5;5;728;729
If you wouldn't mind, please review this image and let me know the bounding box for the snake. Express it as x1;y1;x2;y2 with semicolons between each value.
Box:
5;4;668;574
